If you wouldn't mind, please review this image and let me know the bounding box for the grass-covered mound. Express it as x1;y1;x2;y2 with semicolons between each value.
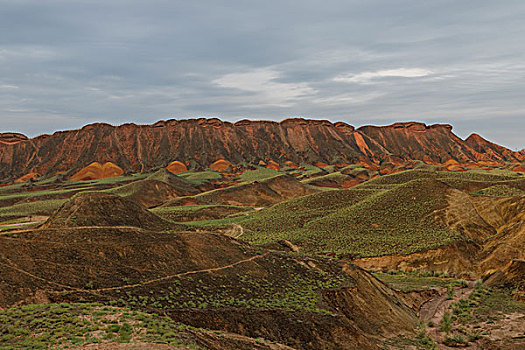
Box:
242;178;461;257
163;174;318;208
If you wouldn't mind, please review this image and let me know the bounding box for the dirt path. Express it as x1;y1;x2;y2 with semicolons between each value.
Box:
0;216;48;229
59;252;269;295
1;247;268;296
0;258;77;291
420;281;475;322
232;224;244;238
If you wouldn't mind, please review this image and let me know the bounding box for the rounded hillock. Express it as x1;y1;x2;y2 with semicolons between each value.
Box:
210;159;232;172
146;169;198;194
166;160;188;174
42;192;172;230
112;179;184;208
71;162;124;181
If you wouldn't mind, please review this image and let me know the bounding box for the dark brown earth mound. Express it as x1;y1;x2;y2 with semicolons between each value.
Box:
1;118;522;181
112;175;199;208
0;225;418;349
114;180;187;208
41;192;173;230
181;174;319;207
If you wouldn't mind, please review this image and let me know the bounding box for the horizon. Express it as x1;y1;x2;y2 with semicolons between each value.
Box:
1;1;524;150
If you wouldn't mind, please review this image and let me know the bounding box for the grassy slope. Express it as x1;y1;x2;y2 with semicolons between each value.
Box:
151;204;252;223
177;170;222;185
241;169;523;257
242;177;459;257
0;199;67;219
238;167;281;182
0;303;200;349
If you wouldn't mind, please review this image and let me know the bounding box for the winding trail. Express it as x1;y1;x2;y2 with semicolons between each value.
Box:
58;252;268;294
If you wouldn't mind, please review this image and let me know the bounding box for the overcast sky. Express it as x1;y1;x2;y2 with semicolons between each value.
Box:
1;1;524;149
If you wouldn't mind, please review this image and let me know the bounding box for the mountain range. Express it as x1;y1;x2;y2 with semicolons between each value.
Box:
1;118;523;182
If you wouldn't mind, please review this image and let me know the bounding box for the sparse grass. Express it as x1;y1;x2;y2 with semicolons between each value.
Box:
177;215;249;227
372;271;467;292
472;184;524;197
242;178;461;257
0;303;201;349
115;252;352;314
467;284;525;323
152;204;251;222
297;164;324;177
0;188;84;202
435;282;525;347
238;167;281;182
177;170;222;185
300;172;349;184
0;199;67;219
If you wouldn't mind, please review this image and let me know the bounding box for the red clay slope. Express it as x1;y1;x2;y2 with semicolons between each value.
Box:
0;118;522;180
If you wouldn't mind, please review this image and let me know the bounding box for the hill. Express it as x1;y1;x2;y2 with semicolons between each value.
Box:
242;178;457;257
240;169;525;276
0;193;421;349
108;171;200;208
41;192;176;230
161;174;319;207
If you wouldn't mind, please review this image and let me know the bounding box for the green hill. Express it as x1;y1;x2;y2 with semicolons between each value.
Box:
242;178;461;257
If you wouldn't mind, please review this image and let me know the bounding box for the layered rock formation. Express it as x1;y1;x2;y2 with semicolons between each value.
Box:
0;118;522;180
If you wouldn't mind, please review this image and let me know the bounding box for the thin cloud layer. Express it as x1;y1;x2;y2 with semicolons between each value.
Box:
213;68;316;107
0;1;524;149
334;68;434;84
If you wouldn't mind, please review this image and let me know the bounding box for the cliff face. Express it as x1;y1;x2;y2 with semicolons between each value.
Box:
0;118;522;180
465;133;524;163
357;122;523;164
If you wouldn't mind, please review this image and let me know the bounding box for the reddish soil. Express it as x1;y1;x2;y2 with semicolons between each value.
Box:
71;162;124;181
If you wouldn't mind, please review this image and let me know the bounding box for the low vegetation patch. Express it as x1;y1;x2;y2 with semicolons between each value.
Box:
0;303;201;349
372;270;468;292
242;178;461;257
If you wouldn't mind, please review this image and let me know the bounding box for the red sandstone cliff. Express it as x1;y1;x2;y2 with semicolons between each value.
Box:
0;118;522;180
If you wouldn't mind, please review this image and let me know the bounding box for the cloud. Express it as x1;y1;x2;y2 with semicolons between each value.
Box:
0;1;524;149
334;68;434;84
213;68;316;107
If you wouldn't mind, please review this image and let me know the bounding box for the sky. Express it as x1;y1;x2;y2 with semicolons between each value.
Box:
1;0;524;150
